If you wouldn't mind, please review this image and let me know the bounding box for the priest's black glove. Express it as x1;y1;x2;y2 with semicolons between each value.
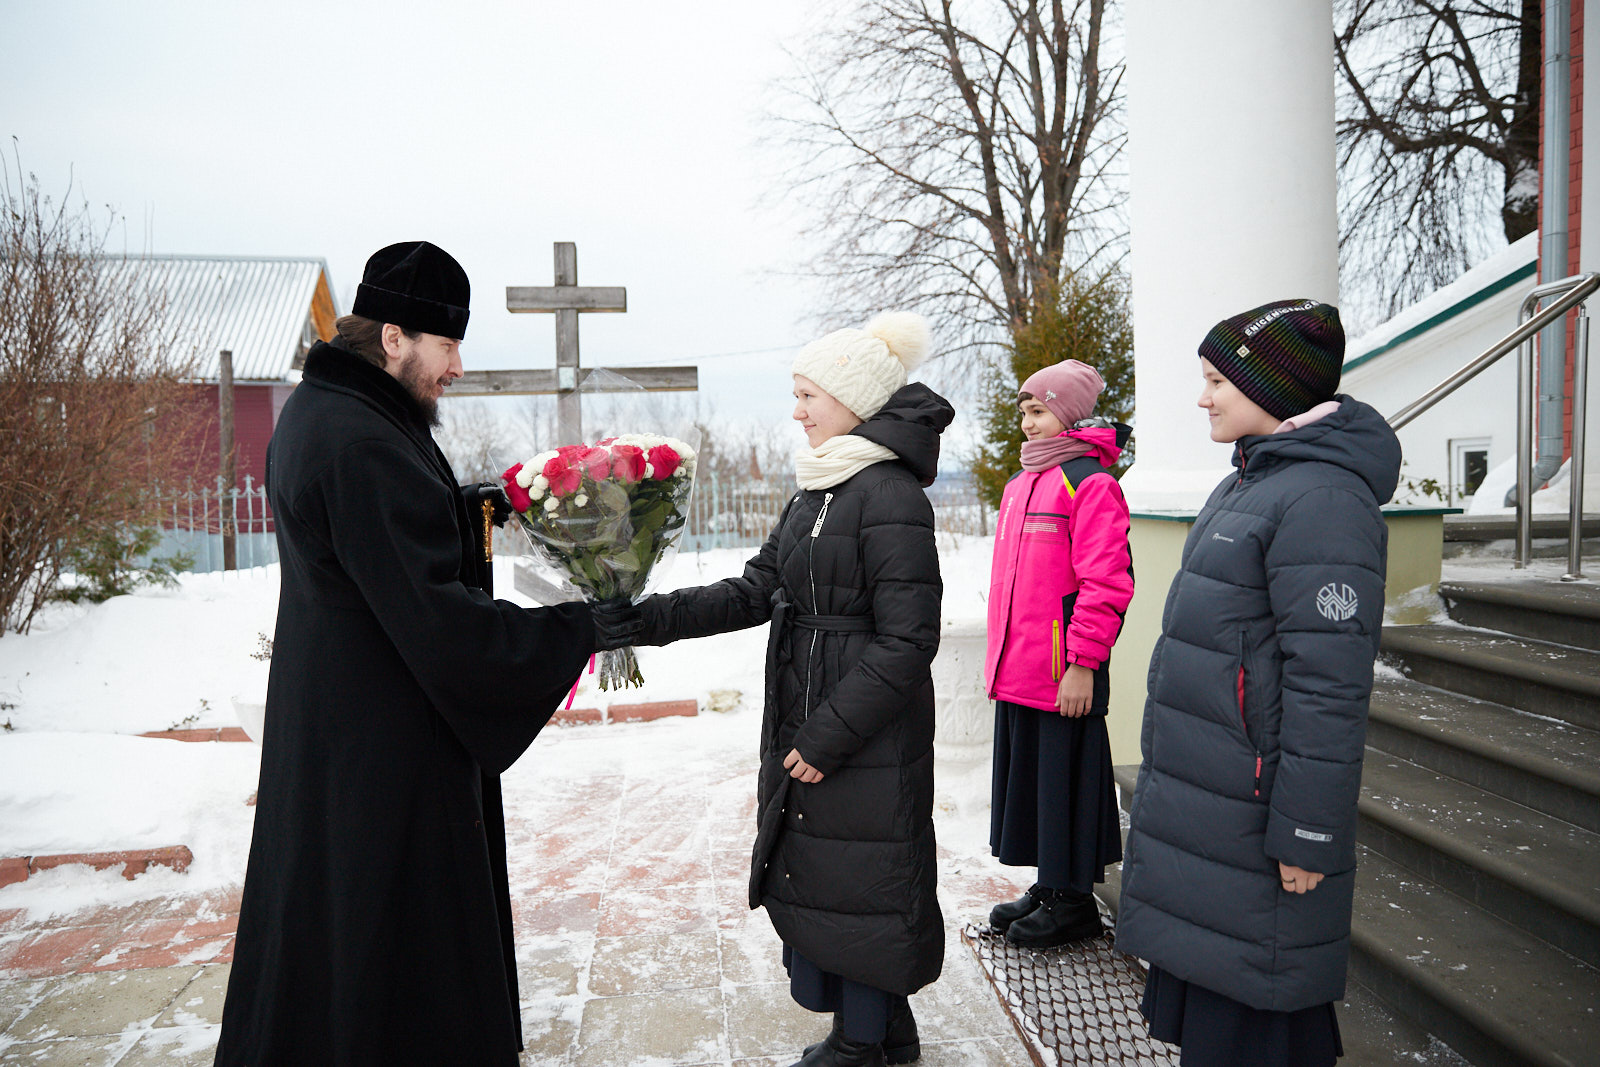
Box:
591;597;644;652
463;482;514;527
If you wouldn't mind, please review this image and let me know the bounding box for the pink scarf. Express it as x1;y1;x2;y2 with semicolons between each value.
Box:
1020;426;1122;472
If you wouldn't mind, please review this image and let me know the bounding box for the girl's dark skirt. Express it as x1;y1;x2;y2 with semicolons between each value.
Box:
990;700;1122;894
1140;965;1342;1066
783;943;897;1043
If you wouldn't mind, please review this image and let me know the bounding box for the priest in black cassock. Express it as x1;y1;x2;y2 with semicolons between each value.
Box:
214;241;643;1066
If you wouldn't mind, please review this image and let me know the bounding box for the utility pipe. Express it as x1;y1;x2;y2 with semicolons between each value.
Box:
1523;0;1574;501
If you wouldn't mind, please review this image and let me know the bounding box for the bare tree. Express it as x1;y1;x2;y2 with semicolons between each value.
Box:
774;0;1126;372
0;154;205;633
1335;0;1539;328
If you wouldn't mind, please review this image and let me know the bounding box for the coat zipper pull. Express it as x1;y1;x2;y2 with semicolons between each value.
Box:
1254;754;1263;798
810;492;834;538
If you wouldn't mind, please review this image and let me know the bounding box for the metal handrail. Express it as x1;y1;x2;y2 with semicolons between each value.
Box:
1386;271;1599;578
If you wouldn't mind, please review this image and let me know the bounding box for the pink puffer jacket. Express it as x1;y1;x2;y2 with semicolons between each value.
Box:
984;428;1134;712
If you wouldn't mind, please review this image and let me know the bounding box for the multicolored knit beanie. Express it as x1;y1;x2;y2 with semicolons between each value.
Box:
1197;299;1344;421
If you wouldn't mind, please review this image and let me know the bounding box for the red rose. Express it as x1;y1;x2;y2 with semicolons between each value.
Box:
501;464;533;512
556;444;586;460
577;446;612;481
611;444;646;484
646;444;681;480
543;454;582;497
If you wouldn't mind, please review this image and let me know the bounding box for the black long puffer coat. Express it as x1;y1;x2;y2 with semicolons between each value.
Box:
1116;396;1401;1013
640;383;954;996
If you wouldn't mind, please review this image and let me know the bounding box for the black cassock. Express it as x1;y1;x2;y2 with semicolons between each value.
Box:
214;340;592;1066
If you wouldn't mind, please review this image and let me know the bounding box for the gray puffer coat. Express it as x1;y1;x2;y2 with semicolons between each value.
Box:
1116;396;1401;1012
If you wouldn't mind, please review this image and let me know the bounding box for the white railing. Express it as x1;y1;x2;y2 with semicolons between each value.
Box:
152;477;277;574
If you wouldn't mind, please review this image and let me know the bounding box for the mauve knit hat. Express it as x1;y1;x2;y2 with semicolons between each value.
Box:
1198;299;1344;421
1020;359;1105;428
352;241;471;340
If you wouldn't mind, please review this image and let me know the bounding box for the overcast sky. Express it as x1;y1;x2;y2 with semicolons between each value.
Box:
3;0;840;438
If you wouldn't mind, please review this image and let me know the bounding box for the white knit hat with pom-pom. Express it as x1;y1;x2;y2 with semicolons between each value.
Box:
791;311;932;420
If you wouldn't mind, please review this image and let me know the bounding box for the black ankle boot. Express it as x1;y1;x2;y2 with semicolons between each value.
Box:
803;1001;919;1064
989;883;1052;934
790;1031;886;1067
1004;891;1104;949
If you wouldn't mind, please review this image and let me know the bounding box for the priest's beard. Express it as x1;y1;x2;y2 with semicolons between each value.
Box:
397;352;444;428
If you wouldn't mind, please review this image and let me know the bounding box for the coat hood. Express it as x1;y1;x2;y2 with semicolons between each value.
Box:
1235;395;1401;505
850;383;955;487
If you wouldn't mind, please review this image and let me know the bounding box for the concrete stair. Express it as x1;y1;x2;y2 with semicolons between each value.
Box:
1104;578;1600;1067
1443;514;1600;560
1368;580;1600;1066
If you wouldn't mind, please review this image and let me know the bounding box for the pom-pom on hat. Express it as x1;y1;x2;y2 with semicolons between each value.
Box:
1198;299;1344;421
352;241;471;340
791;312;932;420
1020;359;1105;428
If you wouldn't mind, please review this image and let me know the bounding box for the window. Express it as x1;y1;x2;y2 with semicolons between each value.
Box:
1449;437;1491;506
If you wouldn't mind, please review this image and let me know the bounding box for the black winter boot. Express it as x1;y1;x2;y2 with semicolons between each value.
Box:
1004;891;1105;949
805;999;920;1064
988;884;1052;934
789;1030;886;1067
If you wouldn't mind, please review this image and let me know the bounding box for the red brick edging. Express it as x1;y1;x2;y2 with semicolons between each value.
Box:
139;727;253;742
549;699;698;727
0;846;194;889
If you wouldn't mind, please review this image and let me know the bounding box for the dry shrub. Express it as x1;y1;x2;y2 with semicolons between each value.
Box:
0;155;207;633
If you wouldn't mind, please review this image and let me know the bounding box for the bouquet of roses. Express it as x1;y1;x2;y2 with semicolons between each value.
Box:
501;434;696;689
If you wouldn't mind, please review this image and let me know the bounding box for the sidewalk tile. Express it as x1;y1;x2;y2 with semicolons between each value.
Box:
7;966;198;1040
723;981;824;1060
118;1026;221;1066
915;1037;1039;1065
0;1033;134;1065
154;963;231;1027
718;923;787;986
573;986;725;1067
3;926;115;978
513;893;601;938
596;886;717;937
516;935;589;1001
0;976;53;1032
587;933;719;997
606;851;714;890
519;1000;579;1066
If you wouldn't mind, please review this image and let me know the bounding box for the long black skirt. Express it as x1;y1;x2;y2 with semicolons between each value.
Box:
783;943;895;1043
1140;965;1342;1066
990;700;1122;894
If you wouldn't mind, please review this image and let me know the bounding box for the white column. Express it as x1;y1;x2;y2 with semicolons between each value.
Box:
1119;0;1340;511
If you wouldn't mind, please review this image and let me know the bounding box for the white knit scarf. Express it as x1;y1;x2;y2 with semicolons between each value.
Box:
794;434;898;490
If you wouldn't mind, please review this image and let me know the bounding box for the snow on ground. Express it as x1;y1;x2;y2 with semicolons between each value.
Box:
0;534;1000;919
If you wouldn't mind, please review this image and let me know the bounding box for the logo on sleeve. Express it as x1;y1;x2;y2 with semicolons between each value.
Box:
1315;583;1359;621
1294;828;1333;843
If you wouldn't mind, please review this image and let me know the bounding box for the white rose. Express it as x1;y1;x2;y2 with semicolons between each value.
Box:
514;465;536;488
543;497;559;512
528;482;545;501
574;493;589;507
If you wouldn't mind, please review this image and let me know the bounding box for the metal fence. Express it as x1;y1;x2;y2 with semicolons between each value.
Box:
678;472;990;552
149;472;991;574
151;478;277;574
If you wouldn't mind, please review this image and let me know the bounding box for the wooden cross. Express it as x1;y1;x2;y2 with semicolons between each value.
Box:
449;241;698;444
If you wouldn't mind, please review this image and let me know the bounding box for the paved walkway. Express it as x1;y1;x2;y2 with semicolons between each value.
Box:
0;713;1035;1065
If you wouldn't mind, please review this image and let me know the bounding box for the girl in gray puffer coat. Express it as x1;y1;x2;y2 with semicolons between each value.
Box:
1117;300;1401;1066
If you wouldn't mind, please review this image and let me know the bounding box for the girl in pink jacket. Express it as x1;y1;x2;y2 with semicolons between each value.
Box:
984;358;1133;949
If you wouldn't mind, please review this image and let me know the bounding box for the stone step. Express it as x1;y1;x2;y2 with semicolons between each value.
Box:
1349;846;1600;1067
1358;751;1600;970
1367;676;1600;833
1443;514;1600;542
1439;579;1600;653
1379;625;1600;731
1102;768;1469;1066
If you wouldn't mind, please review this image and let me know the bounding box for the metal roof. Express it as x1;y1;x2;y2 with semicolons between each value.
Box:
100;254;338;382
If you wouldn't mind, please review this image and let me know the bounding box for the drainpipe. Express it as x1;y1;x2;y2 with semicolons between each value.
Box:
1531;0;1572;496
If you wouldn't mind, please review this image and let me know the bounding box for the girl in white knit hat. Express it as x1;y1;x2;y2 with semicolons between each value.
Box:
636;314;954;1067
